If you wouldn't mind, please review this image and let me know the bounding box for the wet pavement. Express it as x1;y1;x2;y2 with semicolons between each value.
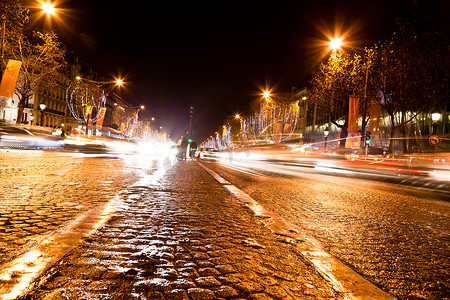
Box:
19;161;343;299
1;149;448;299
204;161;450;300
0;150;146;265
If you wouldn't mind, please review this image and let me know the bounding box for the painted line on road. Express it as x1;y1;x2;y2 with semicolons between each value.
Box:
219;162;275;179
0;195;122;300
198;162;395;300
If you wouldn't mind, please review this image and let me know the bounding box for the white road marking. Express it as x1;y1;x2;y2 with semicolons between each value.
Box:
199;161;395;300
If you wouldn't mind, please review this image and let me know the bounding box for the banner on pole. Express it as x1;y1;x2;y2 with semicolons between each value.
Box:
348;96;359;133
95;107;107;128
0;60;22;106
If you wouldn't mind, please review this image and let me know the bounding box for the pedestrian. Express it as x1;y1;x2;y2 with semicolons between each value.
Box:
177;136;188;160
189;140;198;160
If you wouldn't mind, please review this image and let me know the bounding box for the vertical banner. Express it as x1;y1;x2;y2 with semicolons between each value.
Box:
283;123;291;133
274;123;281;142
346;96;360;148
0;60;22;106
347;96;359;133
95;107;107;128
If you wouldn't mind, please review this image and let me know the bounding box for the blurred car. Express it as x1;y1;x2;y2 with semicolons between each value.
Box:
0;123;64;149
196;147;220;160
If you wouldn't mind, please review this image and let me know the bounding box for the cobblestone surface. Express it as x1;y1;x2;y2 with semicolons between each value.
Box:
206;162;450;300
24;162;341;299
0;150;143;265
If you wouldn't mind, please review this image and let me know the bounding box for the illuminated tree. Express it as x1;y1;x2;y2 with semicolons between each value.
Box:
308;52;366;148
66;80;106;134
111;106;140;137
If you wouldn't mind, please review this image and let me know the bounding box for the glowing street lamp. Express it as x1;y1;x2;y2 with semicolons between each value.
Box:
431;110;441;123
263;91;271;99
41;2;56;16
432;110;441;135
75;76;124;87
39;103;46;126
324;126;330;151
329;36;343;52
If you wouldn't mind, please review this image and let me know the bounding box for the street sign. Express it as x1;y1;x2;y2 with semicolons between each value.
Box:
429;135;441;146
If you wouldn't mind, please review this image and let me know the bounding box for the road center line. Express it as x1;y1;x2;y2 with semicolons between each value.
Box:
198;161;395;300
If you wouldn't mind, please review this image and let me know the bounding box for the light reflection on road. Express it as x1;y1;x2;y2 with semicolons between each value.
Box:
0;139;175;300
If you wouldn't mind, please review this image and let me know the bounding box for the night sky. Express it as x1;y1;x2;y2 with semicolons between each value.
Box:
51;0;416;142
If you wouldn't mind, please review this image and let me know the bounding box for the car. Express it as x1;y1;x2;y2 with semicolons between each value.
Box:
0;123;64;149
196;147;220;160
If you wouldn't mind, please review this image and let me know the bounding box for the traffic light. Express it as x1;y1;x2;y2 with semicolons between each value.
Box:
365;131;371;145
188;138;192;143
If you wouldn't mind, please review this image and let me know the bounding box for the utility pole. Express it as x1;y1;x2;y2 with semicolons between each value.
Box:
189;106;194;137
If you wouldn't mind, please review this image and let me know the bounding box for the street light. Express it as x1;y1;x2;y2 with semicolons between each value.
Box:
327;36;371;150
40;2;56;16
432;110;441;135
263;90;276;141
76;76;124;87
329;36;343;52
1;14;5;63
39;103;46;127
324;126;330;151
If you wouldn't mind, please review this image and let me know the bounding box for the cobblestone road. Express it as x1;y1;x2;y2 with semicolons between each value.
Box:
0;150;144;265
204;161;450;300
23;161;341;299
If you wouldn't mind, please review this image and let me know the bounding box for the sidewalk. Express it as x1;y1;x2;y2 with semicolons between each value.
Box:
20;162;341;299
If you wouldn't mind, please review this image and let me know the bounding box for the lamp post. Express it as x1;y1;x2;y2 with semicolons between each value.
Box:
431;110;441;135
39;103;46;127
324;126;330;151
263;90;275;141
1;13;5;67
234;114;243;146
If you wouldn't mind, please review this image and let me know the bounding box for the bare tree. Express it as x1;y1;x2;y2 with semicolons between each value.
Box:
369;24;443;154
